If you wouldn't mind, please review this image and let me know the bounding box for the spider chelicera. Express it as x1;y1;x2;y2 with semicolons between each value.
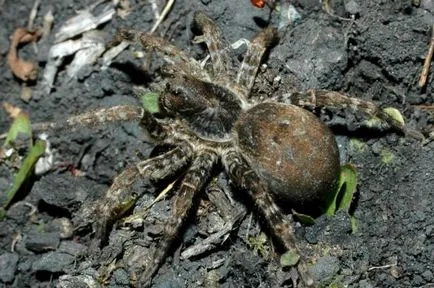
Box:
33;11;410;287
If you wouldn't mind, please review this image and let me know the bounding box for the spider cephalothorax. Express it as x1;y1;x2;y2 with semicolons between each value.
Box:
33;10;410;287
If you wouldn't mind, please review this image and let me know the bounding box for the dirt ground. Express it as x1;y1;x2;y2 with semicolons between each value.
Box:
1;0;434;287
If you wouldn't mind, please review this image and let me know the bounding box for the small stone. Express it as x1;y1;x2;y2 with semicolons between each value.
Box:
46;218;74;239
0;253;19;283
309;256;340;286
422;270;433;281
20;86;32;102
345;0;361;15
58;241;87;257
358;279;373;288
113;268;129;285
32;252;75;273
25;232;60;252
58;274;101;288
421;0;434;11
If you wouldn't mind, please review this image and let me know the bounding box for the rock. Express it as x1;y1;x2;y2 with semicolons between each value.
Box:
58;241;87;257
345;0;361;15
309;256;340;286
58;274;102;288
31;252;75;273
113;268;129;285
422;270;433;281
46;217;74;239
0;253;19;283
25;232;60;252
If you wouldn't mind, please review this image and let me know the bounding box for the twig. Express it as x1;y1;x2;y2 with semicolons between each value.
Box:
28;0;41;30
367;262;397;271
150;0;160;19
11;232;22;252
416;105;434;111
418;25;434;88
180;209;247;259
150;0;175;34
42;9;54;39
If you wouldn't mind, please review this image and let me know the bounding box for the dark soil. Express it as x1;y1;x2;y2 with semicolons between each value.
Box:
1;0;434;287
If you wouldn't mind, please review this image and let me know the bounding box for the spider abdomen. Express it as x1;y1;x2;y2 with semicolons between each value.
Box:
234;102;340;209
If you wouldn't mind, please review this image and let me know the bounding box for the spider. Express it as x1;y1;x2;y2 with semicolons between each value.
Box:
32;11;411;287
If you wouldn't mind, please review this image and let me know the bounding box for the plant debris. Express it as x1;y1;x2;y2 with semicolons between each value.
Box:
54;2;114;43
0;140;46;220
42;3;115;93
3;112;32;149
7;28;42;82
325;164;358;216
418;25;434;88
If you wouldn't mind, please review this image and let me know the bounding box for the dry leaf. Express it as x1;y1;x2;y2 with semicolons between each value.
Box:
2;102;22;119
7;28;42;82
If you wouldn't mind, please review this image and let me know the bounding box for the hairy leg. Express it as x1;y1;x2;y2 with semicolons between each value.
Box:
222;149;314;287
31;105;169;139
114;28;211;82
192;11;230;76
139;149;217;287
32;105;144;131
76;144;194;251
281;89;422;138
236;27;278;95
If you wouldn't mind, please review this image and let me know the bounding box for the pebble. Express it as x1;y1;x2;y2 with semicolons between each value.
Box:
422;270;433;281
58;241;87;257
46;218;74;239
25;232;60;253
0;253;19;283
345;0;361;15
309;256;340;286
31;252;75;273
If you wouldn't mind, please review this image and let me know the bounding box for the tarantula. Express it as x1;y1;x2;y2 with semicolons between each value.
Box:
33;11;410;287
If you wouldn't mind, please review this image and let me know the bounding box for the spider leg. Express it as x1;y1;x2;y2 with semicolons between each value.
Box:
114;28;210;82
138;149;218;287
222;149;314;287
80;144;194;252
236;27;278;95
285;89;421;138
31;105;168;140
32;105;144;131
192;11;230;76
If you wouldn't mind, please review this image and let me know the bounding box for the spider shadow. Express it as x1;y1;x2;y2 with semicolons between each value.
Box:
110;60;153;86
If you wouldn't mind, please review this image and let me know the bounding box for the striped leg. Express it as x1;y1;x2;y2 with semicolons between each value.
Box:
236;27;278;95
193;11;230;76
138;150;217;287
222;149;314;287
32;105;145;131
114;28;211;82
77;144;194;251
285;89;422;138
31;105;168;140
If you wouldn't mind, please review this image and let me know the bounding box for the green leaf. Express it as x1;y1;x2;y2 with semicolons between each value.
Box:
380;148;394;164
280;249;300;267
383;107;405;126
292;209;316;225
324;183;340;217
141;92;160;113
3;112;32;148
336;165;358;212
350;216;358;233
3;140;46;210
325;164;358;216
349;138;366;153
